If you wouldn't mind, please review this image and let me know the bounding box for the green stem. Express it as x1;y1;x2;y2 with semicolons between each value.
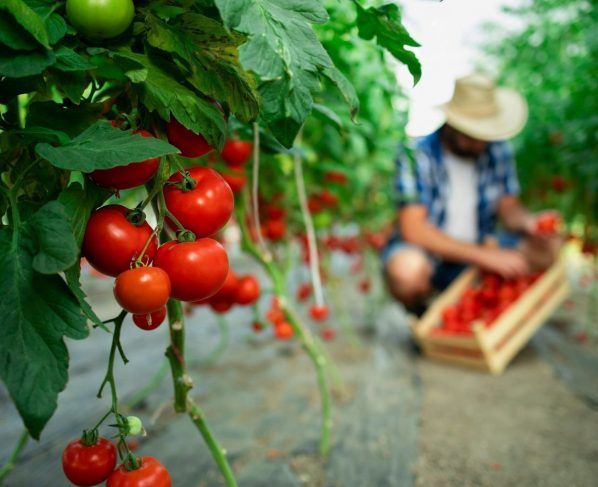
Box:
97;311;128;406
165;299;190;413
188;399;238;487
0;429;29;483
235;197;333;458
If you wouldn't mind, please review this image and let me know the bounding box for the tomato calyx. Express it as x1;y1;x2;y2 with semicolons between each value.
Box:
176;229;197;243
125;208;147;226
80;428;100;446
122;454;143;472
169;171;197;192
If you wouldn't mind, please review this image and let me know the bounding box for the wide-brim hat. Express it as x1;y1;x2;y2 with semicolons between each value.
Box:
439;74;528;141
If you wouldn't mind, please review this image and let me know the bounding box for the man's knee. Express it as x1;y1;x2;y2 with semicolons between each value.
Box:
384;249;432;305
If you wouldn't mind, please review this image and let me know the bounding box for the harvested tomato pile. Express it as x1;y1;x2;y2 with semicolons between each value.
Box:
436;272;543;335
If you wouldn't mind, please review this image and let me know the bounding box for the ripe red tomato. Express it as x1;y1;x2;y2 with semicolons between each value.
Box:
264;204;286;220
266;308;285;325
164;167;234;237
209;297;234;313
106;456;171;487
252;321;264;332
324;170;348;185
296;282;312;302
535;213;560;235
274;322;294;340
307;196;323;214
211;269;239;300
358;278;371;293
83;205;158;277
318;189;339;207
89;130;160;189
133;307;167;331
263;219;286;241
309;304;329;321
220;140;253;167
63;437;117;486
222;167;247;192
234;275;260;305
153;239;228;302
114;267;171;314
320;327;336;341
166;118;212;158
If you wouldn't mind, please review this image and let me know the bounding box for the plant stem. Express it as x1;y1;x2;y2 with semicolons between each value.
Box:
0;429;29;483
165;299;190;413
235;198;333;458
97;311;128;405
251;123;270;258
188;399;238;487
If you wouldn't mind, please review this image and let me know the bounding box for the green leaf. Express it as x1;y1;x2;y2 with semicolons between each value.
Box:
353;1;421;84
0;228;88;439
145;13;259;122
0;75;44;102
113;50;227;150
13;126;70;145
35;120;180;171
64;265;105;330
214;0;359;147
0;0;49;48
25;201;78;274
24;0;68;45
312;103;343;129
28;101;103;137
51;69;89;103
0;44;55;77
58;181;110;246
53;45;96;72
0;10;38;50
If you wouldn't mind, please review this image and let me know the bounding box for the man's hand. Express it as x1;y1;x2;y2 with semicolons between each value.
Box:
524;210;562;238
473;247;530;278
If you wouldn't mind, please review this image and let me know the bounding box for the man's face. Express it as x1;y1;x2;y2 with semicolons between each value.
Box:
442;125;488;159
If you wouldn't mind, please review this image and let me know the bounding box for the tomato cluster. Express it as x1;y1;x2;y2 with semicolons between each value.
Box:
435;272;542;335
307;188;339;214
63;437;171;487
217;139;252;192
265;297;294;340
193;269;261;313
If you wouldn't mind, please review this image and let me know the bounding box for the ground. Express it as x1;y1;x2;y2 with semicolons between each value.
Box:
1;251;597;486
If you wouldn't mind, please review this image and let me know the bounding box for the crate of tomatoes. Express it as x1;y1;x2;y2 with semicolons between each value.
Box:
411;257;570;374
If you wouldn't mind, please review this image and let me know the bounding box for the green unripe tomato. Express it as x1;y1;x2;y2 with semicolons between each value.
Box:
126;416;143;436
66;0;135;40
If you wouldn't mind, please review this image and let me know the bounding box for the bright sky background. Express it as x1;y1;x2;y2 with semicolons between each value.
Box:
396;0;523;136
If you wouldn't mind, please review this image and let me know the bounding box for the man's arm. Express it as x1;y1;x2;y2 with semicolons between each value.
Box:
497;195;532;233
399;205;529;277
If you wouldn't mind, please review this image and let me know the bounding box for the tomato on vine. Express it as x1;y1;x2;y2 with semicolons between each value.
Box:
66;0;134;39
309;304;329;321
166;118;212;158
133;307;167;331
234;275;260;305
164;167;234;237
106;456;171;487
274;322;294;340
62;436;117;486
82;205;158;277
222;167;247;192
220;140;253;166
153;239;229;302
114;267;171;314
89;130;160;190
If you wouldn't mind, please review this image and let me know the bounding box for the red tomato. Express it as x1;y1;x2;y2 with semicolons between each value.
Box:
274;322;294;340
366;232;386;251
164;167;234;237
296;282;312;302
63;437;117;487
324;170;348;185
114;267;171;314
133;307;167;331
320;327;336;341
83;205;158;277
482;274;501;290
319;189;339;207
220;139;253;167
252;321;264;332
309;304;329;321
209;297;234;313
166;118;212;158
551;176;567;193
358;278;371;294
107;456;171;487
222;167;247;192
498;285;518;304
234;275;260;305
307;196;323;214
535;214;560;235
89;130;160;189
264;204;286;220
211;269;239;300
263;219;286;241
266;308;285;325
441;306;458;324
153;239;228;301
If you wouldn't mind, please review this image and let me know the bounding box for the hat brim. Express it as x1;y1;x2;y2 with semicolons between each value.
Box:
439;88;528;141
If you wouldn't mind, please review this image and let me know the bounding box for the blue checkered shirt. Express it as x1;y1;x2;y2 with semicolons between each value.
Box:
395;129;520;242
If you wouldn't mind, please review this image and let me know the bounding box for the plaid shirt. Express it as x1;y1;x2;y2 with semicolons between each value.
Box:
395;129;520;242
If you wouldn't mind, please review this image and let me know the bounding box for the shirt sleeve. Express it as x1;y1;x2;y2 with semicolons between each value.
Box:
395;144;431;208
494;141;520;195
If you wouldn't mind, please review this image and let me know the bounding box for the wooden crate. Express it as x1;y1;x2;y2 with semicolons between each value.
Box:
411;257;571;374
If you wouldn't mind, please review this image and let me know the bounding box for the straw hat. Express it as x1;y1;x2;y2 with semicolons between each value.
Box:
440;74;528;141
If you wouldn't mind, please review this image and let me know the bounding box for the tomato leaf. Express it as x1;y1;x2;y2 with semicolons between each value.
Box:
0;45;55;78
145;12;259;123
53;46;96;72
214;0;359;147
24;0;68;45
352;1;421;85
0;229;88;440
0;10;39;51
0;0;50;48
35;120;180;171
112;50;227;150
28;101;103;137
